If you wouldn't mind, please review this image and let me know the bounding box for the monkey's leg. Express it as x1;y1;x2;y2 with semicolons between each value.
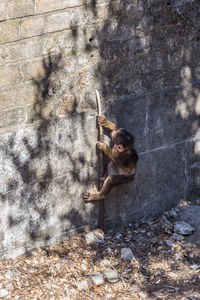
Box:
99;175;133;198
83;175;133;202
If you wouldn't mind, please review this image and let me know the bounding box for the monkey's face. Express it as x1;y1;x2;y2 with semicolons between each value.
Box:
111;129;134;148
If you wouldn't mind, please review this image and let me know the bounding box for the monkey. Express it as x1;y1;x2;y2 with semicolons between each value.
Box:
82;115;139;202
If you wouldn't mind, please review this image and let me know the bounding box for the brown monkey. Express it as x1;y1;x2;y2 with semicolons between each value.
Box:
82;115;139;202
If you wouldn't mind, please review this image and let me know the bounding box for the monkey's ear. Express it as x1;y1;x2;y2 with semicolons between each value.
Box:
117;144;124;152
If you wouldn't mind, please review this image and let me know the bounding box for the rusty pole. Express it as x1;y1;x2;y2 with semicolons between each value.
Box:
95;90;104;230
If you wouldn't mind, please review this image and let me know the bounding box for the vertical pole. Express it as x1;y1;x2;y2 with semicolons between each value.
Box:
95;90;104;230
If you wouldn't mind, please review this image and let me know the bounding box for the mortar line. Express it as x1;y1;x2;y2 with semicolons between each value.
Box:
0;0;122;25
139;135;200;156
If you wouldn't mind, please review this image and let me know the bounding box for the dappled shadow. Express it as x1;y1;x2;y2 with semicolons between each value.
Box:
0;0;199;266
0;51;97;252
80;0;200;235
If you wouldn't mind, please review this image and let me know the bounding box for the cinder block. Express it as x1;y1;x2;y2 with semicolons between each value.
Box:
20;16;46;39
0;0;7;21
21;59;46;81
8;0;34;18
0;64;21;88
0;20;19;44
46;10;76;33
0;82;37;110
0;107;25;129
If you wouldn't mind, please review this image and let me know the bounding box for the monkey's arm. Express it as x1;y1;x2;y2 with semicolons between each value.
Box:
97;142;115;161
97;115;118;131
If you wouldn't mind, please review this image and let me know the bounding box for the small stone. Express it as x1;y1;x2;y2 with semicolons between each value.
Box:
106;294;115;299
168;272;179;279
139;291;148;299
25;281;29;287
128;223;132;227
100;259;110;266
131;284;141;293
121;247;134;261
190;264;199;270
106;247;112;253
76;280;88;291
85;232;104;244
0;289;8;298
5;270;14;279
33;259;38;264
174;222;195;235
81;264;87;271
103;268;119;283
116;233;123;239
173;233;184;241
166;240;173;247
6;283;14;291
89;272;104;285
174;253;182;261
168;207;179;218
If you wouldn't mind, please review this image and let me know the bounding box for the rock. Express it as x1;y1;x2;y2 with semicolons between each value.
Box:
106;294;115;299
174;253;182;261
85;232;104;244
0;289;8;298
76;280;88;291
167;207;179;218
103;268;119;283
172;233;184;241
6;283;14;291
5;270;14;279
168;272;179;279
89;272;104;285
174;221;195;235
100;259;111;266
121;247;134;261
166;240;173;247
131;284;141;293
139;291;148;299
81;264;87;271
106;247;112;253
116;233;123;239
190;264;199;270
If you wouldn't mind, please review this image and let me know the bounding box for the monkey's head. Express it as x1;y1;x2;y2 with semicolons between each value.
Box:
111;129;135;152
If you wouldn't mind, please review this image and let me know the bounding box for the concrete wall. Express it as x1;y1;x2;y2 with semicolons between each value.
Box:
0;0;200;258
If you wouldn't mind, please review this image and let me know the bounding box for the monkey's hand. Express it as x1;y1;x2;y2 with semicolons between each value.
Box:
97;141;107;151
97;115;108;127
97;115;118;131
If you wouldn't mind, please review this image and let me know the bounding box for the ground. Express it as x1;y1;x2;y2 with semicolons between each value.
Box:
0;202;199;300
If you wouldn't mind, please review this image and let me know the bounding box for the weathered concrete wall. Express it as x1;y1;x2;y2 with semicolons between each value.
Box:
0;0;200;258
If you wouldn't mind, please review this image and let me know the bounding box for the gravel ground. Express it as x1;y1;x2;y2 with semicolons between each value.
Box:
0;203;199;300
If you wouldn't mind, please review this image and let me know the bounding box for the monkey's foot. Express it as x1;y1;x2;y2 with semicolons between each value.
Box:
82;185;105;202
